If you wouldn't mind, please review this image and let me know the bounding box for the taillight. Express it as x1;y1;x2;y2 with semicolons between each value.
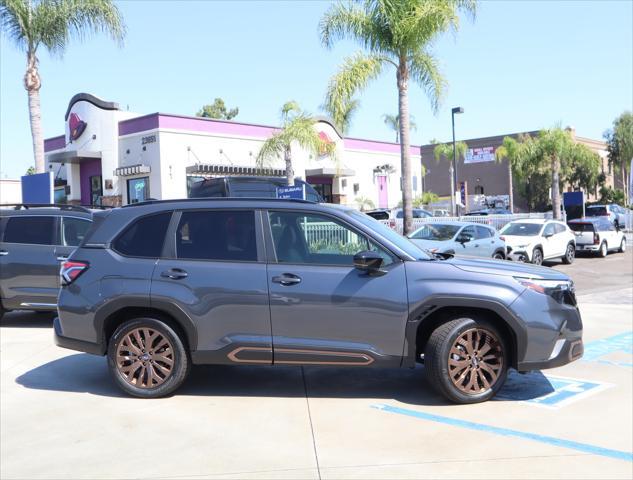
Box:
389;219;396;229
500;236;505;241
60;260;89;286
593;233;600;245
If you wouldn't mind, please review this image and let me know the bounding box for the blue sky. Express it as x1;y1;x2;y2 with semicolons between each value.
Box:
1;0;631;179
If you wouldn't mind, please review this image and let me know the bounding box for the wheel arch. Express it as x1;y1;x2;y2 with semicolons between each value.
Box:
95;298;197;353
403;296;526;370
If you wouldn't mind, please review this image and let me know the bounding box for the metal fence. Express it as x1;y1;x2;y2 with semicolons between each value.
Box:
379;212;563;234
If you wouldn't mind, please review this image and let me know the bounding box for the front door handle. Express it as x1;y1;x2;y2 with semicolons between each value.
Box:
56;256;68;261
0;250;8;256
161;268;188;280
272;273;302;286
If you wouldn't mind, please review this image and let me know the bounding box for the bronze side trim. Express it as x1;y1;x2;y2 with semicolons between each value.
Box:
274;348;375;366
227;346;272;364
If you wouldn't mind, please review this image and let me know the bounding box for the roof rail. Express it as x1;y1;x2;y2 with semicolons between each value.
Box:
0;203;93;213
121;197;318;208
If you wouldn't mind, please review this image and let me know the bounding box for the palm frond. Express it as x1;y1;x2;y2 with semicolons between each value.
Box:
409;48;446;113
0;0;31;50
324;52;385;121
320;1;390;53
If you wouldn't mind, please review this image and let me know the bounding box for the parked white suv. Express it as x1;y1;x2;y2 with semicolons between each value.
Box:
500;219;576;265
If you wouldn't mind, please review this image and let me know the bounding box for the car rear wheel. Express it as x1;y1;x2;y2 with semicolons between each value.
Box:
492;251;505;260
531;248;543;265
562;243;575;264
598;241;608;258
619;238;626;253
425;317;508;404
107;317;190;398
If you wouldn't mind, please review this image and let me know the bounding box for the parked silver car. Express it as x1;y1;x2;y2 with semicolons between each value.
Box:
407;221;507;259
585;204;628;229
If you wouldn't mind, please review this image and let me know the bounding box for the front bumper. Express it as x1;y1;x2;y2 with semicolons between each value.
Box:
518;338;583;371
53;317;104;356
508;248;531;262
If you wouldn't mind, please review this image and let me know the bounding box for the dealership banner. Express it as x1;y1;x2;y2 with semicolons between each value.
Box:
465;146;496;164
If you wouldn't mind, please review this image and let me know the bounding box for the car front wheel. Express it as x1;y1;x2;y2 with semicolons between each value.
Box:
107;317;190;398
562;243;575;264
425;317;508;404
531;248;543;265
619;238;626;253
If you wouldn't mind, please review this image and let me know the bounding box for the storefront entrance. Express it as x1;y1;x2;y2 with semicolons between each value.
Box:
80;158;102;205
306;176;333;203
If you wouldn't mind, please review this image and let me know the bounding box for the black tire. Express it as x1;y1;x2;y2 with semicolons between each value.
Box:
107;317;190;398
561;243;575;264
598;241;608;258
0;302;5;321
425;317;508;404
492;250;506;260
531;248;543;266
619;238;626;253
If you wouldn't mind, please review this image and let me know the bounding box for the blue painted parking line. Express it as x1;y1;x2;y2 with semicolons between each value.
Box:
495;371;613;408
372;404;633;463
583;331;632;368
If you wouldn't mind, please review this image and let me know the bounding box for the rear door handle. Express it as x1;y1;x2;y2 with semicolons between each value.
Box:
0;250;8;256
161;268;188;280
272;274;302;286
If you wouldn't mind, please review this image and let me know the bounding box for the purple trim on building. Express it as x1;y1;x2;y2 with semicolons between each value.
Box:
118;113;160;136
79;158;102;205
117;112;420;155
44;135;65;152
344;137;420;156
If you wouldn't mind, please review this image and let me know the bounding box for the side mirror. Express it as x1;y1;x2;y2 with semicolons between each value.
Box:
456;234;472;244
353;251;384;274
544;232;554;238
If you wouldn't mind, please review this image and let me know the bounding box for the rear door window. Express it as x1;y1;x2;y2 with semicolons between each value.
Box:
61;217;92;247
3;216;55;245
114;212;172;258
475;226;494;239
175;210;257;261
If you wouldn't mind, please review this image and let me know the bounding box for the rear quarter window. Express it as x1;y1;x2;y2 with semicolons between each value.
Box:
569;223;594;233
113;212;172;257
3;216;56;245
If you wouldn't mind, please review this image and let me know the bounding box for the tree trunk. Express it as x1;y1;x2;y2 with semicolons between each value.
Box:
622;164;628;205
551;155;561;219
397;61;413;235
508;162;514;213
285;146;294;186
24;52;45;173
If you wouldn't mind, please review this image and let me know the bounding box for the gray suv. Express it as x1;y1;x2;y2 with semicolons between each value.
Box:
55;199;583;403
0;204;92;317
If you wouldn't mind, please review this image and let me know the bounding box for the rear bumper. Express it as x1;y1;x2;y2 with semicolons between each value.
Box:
53;317;105;356
576;244;600;251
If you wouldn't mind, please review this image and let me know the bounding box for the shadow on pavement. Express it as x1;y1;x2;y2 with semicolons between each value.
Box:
16;353;555;406
1;311;54;328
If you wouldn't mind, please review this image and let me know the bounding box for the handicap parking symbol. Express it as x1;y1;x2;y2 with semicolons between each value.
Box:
496;371;612;409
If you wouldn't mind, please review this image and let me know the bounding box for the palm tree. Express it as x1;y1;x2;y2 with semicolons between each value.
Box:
0;0;126;172
537;128;575;220
355;196;375;211
323;97;360;135
494;136;524;213
257;101;335;187
434;140;468;213
382;114;417;143
320;0;476;235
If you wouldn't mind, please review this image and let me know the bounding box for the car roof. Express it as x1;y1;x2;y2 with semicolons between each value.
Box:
0;205;92;218
507;218;557;225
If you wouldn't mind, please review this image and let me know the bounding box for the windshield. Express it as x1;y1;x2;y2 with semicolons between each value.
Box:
586;206;607;216
500;222;542;236
409;224;461;241
346;209;432;260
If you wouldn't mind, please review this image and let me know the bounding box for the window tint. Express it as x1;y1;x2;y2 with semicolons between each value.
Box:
554;223;566;234
569;222;594;233
114;212;171;258
543;223;556;236
62;217;91;247
460;225;477;239
176;210;257;261
475;225;494;239
3;216;55;245
269;211;391;266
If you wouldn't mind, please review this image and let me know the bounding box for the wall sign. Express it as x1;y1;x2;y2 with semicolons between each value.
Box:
141;135;156;145
68;113;87;142
465;146;496;164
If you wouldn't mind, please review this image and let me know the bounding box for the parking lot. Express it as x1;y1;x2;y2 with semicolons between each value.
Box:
1;250;632;479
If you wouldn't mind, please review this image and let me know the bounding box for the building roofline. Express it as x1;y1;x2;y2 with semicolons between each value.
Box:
65;93;119;121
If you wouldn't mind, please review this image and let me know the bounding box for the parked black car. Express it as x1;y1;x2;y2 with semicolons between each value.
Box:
188;176;323;202
0;204;92;317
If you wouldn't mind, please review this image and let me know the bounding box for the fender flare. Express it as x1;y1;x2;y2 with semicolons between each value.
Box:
94;296;198;352
402;295;527;368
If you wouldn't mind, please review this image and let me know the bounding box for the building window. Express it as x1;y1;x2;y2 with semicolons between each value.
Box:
474;185;484;195
127;177;150;204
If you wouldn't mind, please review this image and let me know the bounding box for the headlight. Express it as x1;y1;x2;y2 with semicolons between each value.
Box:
515;277;575;304
515;244;529;249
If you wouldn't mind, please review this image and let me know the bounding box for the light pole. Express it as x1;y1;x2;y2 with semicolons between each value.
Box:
451;106;464;216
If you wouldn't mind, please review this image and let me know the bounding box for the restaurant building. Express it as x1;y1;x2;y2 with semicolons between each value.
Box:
44;93;422;207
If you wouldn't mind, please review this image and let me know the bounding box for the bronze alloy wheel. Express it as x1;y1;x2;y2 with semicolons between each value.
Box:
447;328;504;394
116;328;174;388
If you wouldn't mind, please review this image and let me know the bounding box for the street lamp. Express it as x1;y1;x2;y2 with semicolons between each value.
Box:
451;106;464;216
